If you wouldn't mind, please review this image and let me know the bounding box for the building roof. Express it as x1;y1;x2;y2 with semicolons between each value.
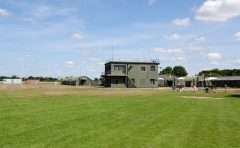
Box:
105;59;160;65
158;74;177;80
157;75;240;81
211;76;240;81
61;76;91;81
79;76;91;80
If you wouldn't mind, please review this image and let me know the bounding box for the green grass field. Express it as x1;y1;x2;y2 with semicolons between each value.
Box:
0;87;240;147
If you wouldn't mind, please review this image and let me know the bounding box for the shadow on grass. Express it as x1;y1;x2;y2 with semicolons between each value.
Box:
227;94;240;98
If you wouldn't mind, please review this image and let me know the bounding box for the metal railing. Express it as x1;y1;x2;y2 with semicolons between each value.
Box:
106;58;160;63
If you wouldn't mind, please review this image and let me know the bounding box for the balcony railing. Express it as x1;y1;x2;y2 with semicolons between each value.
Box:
106;58;160;63
101;72;127;76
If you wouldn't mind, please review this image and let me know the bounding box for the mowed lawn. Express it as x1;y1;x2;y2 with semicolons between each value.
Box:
0;87;240;147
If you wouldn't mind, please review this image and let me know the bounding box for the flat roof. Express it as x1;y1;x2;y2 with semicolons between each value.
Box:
105;60;160;65
212;76;240;81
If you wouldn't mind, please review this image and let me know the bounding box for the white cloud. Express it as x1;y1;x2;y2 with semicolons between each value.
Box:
195;36;207;42
71;33;85;40
81;60;86;64
89;57;99;61
0;8;10;16
22;18;37;24
210;61;219;66
87;68;96;72
25;5;77;23
195;0;240;22
152;47;183;53
234;32;240;41
173;57;186;62
148;0;157;6
31;5;53;20
172;18;190;27
164;33;181;41
97;62;105;65
230;59;240;66
152;45;203;53
66;61;74;64
164;57;186;63
184;45;204;51
206;52;222;61
63;61;75;69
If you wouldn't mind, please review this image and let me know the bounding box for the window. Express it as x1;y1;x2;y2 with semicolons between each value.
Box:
105;65;111;74
150;79;155;85
141;66;146;71
113;65;126;71
150;66;155;71
106;65;111;71
131;79;135;83
112;79;118;84
114;65;121;70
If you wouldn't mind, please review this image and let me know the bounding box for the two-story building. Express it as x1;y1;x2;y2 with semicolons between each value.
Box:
102;60;160;88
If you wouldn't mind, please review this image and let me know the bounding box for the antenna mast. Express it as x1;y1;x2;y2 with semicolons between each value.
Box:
111;46;114;61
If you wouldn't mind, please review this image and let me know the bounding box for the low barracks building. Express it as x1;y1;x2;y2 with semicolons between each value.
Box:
61;76;92;86
102;60;160;88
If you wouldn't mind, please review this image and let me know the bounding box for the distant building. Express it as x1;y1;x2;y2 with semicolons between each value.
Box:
158;75;240;88
3;79;22;84
102;60;160;88
61;76;92;86
158;74;177;87
210;76;240;88
26;80;40;85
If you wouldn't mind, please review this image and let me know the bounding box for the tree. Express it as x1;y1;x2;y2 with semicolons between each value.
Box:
172;66;188;77
11;75;19;79
28;76;34;80
161;66;173;75
198;69;240;76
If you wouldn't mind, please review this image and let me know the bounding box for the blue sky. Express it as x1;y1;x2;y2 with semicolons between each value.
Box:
0;0;240;78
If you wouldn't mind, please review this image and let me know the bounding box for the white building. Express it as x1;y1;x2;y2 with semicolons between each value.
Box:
3;79;22;84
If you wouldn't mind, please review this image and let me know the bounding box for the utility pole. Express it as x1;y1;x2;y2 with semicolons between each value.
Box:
20;55;30;79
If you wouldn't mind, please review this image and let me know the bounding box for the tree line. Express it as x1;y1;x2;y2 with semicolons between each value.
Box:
160;66;240;77
198;69;240;77
0;76;59;82
160;66;188;77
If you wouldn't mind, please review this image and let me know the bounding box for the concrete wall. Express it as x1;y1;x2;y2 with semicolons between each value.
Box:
111;83;126;88
106;63;158;88
127;64;158;88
